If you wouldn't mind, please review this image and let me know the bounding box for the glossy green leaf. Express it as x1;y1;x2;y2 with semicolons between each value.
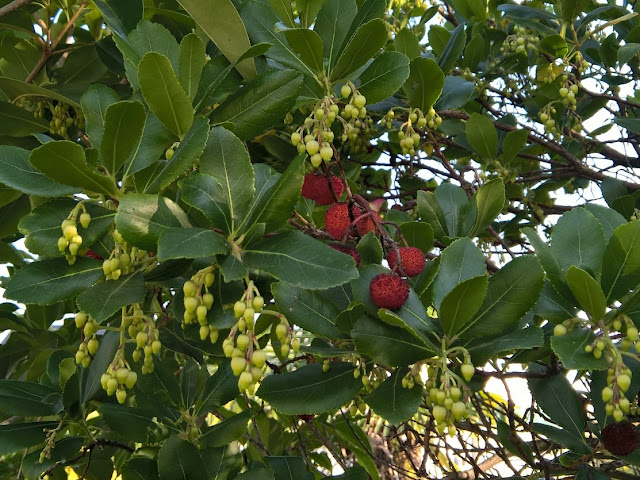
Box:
330;19;388;81
434;182;471;237
551;208;605;275
5;257;104;306
126;112;176;175
0;380;59;416
80;84;121;149
257;362;362;414
115;193;191;251
466;112;498;158
235;469;275;480
460;256;544;339
467;326;544;365
550;328;609;370
272;282;344;338
179;173;232;233
439;275;488;337
29;141;116;195
0;77;80;108
177;0;257;80
602;221;640;302
394;28;421;60
197;361;239;414
244;231;359;289
157;228;229;261
143;116;210;194
0;101;48;136
76;272;146;323
99;404;157;442
357;52;411;104
200;126;255;231
93;0;143;38
100;100;146;176
138;52;193;138
284;29;324;72
566;266;606;319
265;456;310;480
404;57;444;111
437;24;466;73
0;421;58;456
122;457;160;480
582;204;626;243
432;237;486;311
210;69;303;141
0;146;77;197
270;0;295;26
435;76;475;109
179;33;207;101
365;368;421;425
501;129;528;163
417;190;447;240
469;178;505;237
158;435;207;480
315;0;357;68
200;411;251;447
538;34;568;58
399;221;433;254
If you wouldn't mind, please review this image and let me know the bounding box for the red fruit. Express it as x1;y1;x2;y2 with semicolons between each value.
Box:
85;249;104;260
602;421;639;456
369;273;409;310
324;203;378;240
301;174;344;205
329;243;361;267
387;247;426;277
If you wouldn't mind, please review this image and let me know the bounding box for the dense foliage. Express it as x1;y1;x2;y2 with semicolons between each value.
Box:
1;0;640;479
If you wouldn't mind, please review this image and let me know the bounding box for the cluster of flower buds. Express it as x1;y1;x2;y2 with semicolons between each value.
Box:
58;211;90;264
501;26;539;55
391;108;441;155
74;312;99;368
102;230;148;280
125;306;161;374
101;361;137;404
182;267;217;343
602;363;633;422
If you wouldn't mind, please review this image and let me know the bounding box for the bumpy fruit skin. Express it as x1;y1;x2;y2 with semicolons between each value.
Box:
301;174;344;205
328;244;361;267
324;203;378;240
369;273;409;310
601;421;639;456
387;247;426;277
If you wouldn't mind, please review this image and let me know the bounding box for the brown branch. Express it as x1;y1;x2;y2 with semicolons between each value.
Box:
0;0;33;18
40;439;134;478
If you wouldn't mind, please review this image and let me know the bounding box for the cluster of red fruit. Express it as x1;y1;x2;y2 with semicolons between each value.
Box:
301;173;427;311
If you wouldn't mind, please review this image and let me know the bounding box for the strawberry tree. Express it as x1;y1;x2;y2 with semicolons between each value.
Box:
0;0;640;479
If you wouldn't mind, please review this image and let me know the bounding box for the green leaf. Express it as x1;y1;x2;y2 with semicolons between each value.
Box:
551;208;606;275
435;76;475;109
270;0;296;26
394;28;421;60
143;116;210;194
0;77;80;108
177;0;257;81
0;421;58;456
200;126;255;231
80;84;121;150
566;266;607;319
0;380;59;416
533;422;591;455
434;182;469;237
528;363;585;438
99;404;157;442
551;328;609;370
29;141;116;195
0;146;77;197
469;178;505;237
157;228;229;261
5;257;104;306
615;118;640;135
602;221;640;302
19;199;114;258
235;469;275;480
365;368;421;425
538;34;568;58
100;100;146;176
432;237;486;311
314;0;357;68
93;0;142;38
0;101;48;136
126;112;176;175
241;155;304;233
265;456;309;480
21;437;84;480
210;69;303;141
330;19;388;81
501;129;528;163
272;282;344;338
351;315;434;366
76;272;146;323
356;231;384;266
158;435;207;480
284;29;324;72
122;457;160;480
404;57;444;111
400;221;433;254
417;190;447;240
467;326;544;365
460;256;544;339
179;33;207;101
357;52;411;104
243;231;359;289
115;193;191;251
257;362;362;414
138;52;194;138
582;204;626;243
466;112;498;158
575;466;611;480
179;173;232;233
197;361;239;414
200;411;251;447
439;275;488;337
437;24;466;73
